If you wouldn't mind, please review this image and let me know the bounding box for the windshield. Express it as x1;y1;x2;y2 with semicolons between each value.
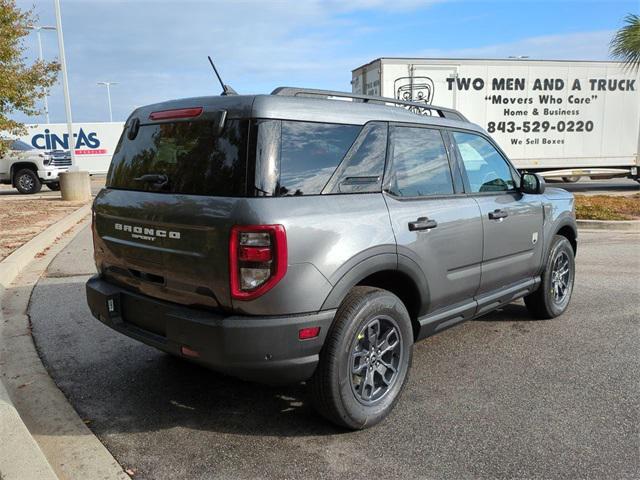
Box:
11;139;34;151
107;119;249;196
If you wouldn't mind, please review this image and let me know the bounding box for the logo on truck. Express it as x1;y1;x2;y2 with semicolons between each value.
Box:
394;76;435;114
31;128;107;155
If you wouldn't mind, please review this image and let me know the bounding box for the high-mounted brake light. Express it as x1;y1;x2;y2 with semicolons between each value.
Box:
149;107;203;121
229;225;287;300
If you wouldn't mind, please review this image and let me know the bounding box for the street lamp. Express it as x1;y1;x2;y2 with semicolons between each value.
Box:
53;0;76;167
97;82;118;122
27;24;56;124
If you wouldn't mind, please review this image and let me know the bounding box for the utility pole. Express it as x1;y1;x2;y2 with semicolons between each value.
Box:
27;25;56;124
97;82;118;122
53;0;76;167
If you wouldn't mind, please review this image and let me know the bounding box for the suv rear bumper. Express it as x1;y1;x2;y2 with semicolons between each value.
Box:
86;275;335;384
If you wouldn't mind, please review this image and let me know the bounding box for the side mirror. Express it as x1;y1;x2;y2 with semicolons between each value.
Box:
520;172;545;194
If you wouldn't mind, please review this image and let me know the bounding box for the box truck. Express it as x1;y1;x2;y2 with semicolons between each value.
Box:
352;58;640;182
17;122;124;174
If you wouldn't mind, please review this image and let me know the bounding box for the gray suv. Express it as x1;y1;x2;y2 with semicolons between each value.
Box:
86;88;577;429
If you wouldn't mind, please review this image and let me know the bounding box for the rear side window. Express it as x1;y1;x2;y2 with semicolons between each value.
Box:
323;122;387;194
388;126;454;197
279;121;360;196
107;120;249;196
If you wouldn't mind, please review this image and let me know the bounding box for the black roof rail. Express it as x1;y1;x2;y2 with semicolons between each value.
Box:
271;86;468;122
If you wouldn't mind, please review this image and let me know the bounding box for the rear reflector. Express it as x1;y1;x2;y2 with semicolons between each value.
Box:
180;346;200;358
149;107;203;121
239;246;272;262
298;327;321;340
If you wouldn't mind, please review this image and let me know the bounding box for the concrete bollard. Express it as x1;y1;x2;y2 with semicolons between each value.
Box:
59;170;91;202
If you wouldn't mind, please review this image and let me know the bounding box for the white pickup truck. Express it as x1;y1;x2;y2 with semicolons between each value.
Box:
0;139;70;194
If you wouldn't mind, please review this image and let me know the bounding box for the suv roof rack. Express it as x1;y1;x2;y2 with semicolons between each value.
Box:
271;86;468;122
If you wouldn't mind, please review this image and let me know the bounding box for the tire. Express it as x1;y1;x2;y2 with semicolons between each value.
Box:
46;182;60;191
14;168;42;194
525;235;575;319
309;286;413;430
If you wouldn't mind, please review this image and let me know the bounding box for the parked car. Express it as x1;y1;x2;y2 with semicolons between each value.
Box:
86;87;577;429
0;139;70;193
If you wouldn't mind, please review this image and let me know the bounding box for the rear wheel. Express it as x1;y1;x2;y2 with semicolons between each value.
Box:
525;235;575;319
14;168;42;194
310;286;413;429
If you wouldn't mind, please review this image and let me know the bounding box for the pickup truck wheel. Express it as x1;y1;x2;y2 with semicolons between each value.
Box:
525;235;575;319
14;168;42;194
309;286;412;430
46;182;60;191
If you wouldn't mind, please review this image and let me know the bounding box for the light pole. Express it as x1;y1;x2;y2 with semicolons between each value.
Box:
27;25;56;123
97;82;118;122
53;0;75;167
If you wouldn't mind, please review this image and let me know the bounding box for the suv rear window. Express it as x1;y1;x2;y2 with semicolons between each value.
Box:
107;119;249;196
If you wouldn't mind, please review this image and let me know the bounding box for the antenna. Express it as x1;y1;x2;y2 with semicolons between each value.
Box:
207;56;238;96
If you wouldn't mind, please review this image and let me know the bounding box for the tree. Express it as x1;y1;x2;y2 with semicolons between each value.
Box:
610;13;640;72
0;0;60;154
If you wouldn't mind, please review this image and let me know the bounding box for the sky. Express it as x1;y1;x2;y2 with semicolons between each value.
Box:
13;0;639;123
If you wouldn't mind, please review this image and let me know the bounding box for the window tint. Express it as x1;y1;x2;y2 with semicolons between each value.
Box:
279;121;361;196
11;140;33;151
388;127;453;197
452;132;515;193
324;123;387;194
107;120;249;196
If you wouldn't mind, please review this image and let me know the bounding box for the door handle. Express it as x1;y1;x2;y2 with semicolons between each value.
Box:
488;209;509;220
408;217;438;231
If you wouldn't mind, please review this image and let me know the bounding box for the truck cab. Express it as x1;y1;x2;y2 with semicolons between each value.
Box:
0;139;69;194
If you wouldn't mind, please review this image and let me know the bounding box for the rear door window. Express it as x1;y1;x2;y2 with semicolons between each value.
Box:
107;119;249;196
279;121;360;196
387;126;454;197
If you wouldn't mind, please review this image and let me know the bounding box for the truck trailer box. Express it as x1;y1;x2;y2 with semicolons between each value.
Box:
352;58;640;180
18;122;124;175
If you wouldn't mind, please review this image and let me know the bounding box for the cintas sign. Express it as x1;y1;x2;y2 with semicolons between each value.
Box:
19;122;124;173
30;127;106;154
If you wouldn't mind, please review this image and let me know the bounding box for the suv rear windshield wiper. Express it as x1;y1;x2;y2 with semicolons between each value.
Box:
134;174;168;184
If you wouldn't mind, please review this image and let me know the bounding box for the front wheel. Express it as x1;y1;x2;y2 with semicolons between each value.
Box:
14;168;42;194
309;286;413;430
525;235;575;319
46;182;60;191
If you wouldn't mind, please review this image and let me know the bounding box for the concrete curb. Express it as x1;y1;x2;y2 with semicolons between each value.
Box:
0;381;58;480
577;219;640;231
0;204;91;294
0;204;90;480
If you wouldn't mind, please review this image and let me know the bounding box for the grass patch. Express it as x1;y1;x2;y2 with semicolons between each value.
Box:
575;194;640;220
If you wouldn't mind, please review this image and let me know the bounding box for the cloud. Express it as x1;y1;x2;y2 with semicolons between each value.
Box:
417;30;614;61
12;1;616;124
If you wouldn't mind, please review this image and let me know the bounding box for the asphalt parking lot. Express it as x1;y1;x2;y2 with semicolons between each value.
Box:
29;226;639;480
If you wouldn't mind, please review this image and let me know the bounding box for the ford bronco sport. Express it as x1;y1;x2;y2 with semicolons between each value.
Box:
86;87;577;429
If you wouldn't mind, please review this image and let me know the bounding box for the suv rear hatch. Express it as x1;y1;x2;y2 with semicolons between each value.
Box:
93;101;250;311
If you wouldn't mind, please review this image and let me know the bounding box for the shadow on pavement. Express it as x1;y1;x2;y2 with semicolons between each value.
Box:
30;276;342;439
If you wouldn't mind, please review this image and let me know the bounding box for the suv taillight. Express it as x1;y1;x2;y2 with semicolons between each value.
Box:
229;225;287;300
